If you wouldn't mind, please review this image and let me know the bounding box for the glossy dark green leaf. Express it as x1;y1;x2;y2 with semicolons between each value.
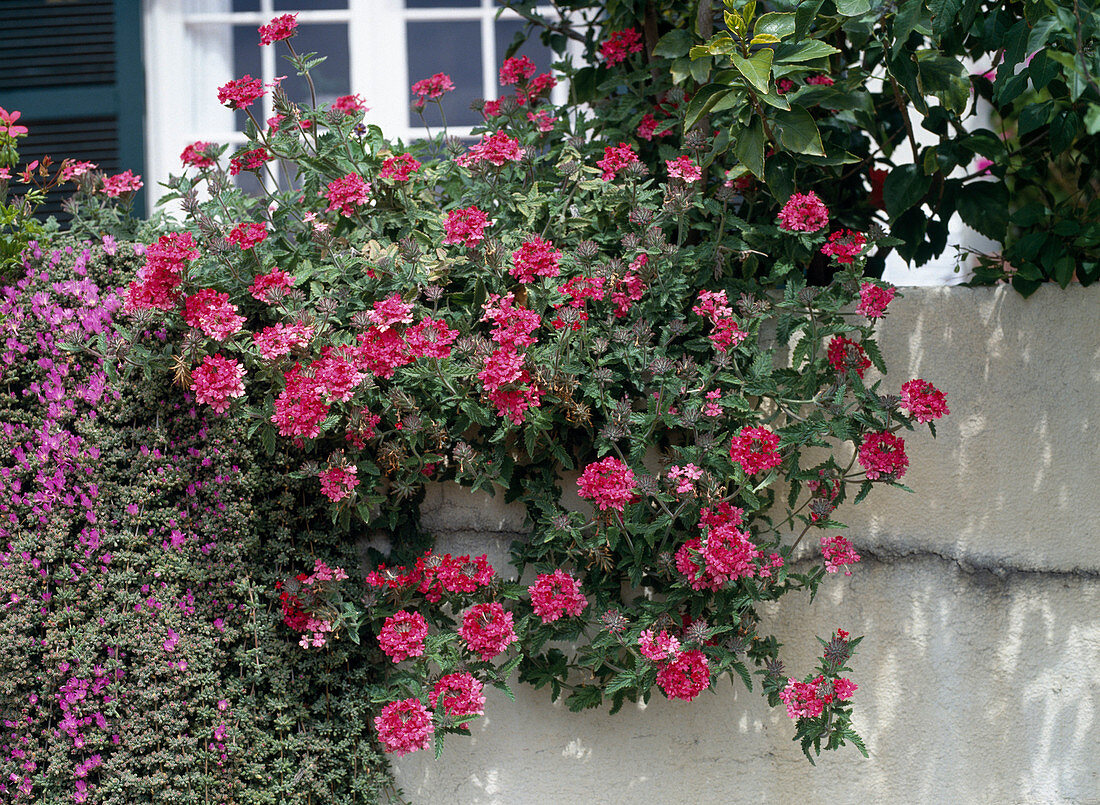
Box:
773;107;826;155
956;181;1009;241
883;164;931;218
733;115;767;178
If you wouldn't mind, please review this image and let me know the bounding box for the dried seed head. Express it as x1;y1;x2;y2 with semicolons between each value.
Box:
684;128;708;149
624;160;649;180
621;232;641;251
683;619;710;645
557;159;579;178
576;240;599;259
398;236;422;262
599;609;629;635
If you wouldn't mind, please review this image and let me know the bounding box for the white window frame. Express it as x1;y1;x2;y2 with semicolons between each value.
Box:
143;0;576;212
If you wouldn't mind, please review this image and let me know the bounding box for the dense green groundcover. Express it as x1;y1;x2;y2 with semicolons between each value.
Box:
0;240;394;803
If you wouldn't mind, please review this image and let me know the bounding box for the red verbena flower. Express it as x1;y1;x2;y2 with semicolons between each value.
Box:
319;465;359;502
378;610;428;663
821;535;861;575
777;190;829;232
827;335;871;378
529;570;588;624
353;326;413;379
779;677;825;719
325;173;371;217
411;73;455;104
310;346;366;402
331;93;368;114
229;147;270;176
101;170;142;198
729;426;783;475
857;282;895;318
577;456;637;512
180;142;214;169
656;649;711;701
499;56;536;86
123;231;199;312
369;293;415;330
249;267;296;303
525;72;557;100
510;235;562;283
599;28;644;65
639;629;681;663
597;142;639;181
637;113;670;141
253;321;313;360
459;602;516;661
666;155;702;183
405;317;458;360
374;698;434;756
190;355;246;414
456;131;525;168
820;230;867;264
858;431;909;480
183;288;246;341
271;364;330;439
430;673;486;719
443;206;490;247
218;75;265;109
527;110;557;132
900;378;949;423
379;153;421;182
806;74;835;86
258;13;298;45
226;222;267;250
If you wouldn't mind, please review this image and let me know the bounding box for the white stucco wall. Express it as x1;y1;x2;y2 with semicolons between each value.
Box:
392;284;1100;805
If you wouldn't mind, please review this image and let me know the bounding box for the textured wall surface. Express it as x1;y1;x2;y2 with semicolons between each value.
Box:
392;285;1100;805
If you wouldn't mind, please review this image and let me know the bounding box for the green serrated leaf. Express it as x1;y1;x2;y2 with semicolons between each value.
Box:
731;49;774;94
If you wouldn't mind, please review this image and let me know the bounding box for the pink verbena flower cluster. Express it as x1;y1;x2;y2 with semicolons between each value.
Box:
378;610;429;663
456;131;526;168
365;551;496;602
666;155;702;183
499;56;536;86
374;698;433;756
637;112;671;141
271;363;330;439
777;190;829;232
827;335;871;378
857;282;896;318
229;147;270;176
477;293;543;423
226;222;267;250
258;13;297;45
527;110;557;132
101;170;142;198
599;28;644;65
443;206;490;247
278;560;349;648
597;143;640;181
379;153;421;182
576;456;637;512
510;235;562;283
675;504;780;590
325;173;371;217
528;570;588;623
189;354;246;414
459;602;516;661
729;426;783;475
430;672;485;719
779;674;857;720
820;230;867;264
668;463;703;494
821;535;861;575
180;142;214;169
217;75;265;109
693;290;747;352
249;267;296;303
900;379;949;423
858;431;909;480
411;72;455;108
183;289;246;341
330;93;367;114
610;256;647;317
637;629;711;701
124;232;200;312
318;464;359;502
253;321;313;360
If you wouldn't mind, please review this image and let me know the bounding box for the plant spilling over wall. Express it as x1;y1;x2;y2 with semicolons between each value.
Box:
0;240;391;803
54;9;953;767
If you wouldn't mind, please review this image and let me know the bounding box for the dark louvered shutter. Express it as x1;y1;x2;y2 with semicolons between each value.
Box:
0;0;146;222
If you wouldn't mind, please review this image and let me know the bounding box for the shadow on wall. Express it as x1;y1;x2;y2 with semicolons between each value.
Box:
841;284;1099;573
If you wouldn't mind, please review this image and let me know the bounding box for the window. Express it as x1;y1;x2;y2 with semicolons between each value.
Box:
143;0;568;209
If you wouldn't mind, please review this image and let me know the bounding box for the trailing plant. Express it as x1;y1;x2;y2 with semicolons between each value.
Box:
70;12;953;768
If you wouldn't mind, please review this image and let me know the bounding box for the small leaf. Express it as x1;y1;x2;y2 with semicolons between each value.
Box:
773;39;840;64
773;107;825;155
654;29;696;58
835;0;871;16
927;0;963;35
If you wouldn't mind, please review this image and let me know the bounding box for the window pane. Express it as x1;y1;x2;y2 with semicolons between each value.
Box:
275;0;348;9
283;23;351;107
406;21;482;128
232;0;260;11
495;19;554;76
232;25;263;132
406;0;478;7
